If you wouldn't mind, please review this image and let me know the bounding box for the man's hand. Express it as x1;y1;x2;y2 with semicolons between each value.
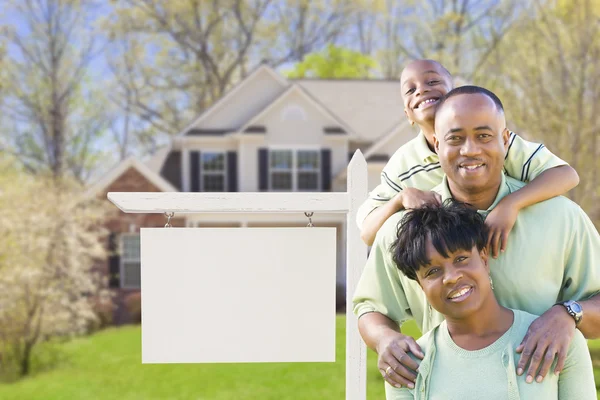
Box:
485;197;519;258
376;331;424;389
516;305;576;383
400;188;442;210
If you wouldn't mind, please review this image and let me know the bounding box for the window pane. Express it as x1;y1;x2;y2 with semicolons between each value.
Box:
297;151;319;170
123;262;141;287
298;172;319;190
270;150;292;169
271;172;292;190
202;153;225;171
203;175;225;192
122;235;140;260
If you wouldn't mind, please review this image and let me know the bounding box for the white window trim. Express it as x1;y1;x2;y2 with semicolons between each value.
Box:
201;151;227;192
268;147;321;191
120;233;141;289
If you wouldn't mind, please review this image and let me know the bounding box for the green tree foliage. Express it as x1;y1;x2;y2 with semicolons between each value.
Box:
1;0;110;182
478;0;600;226
104;0;358;145
285;44;379;78
348;0;523;79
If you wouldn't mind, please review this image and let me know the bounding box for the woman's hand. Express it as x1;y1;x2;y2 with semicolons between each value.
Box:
485;197;520;258
376;331;424;388
400;188;442;210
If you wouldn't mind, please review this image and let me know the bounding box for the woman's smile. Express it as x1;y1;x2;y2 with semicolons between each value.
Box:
447;285;474;303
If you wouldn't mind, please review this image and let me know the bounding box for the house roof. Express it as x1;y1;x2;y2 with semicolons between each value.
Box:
144;146;171;174
295;79;404;142
238;84;358;138
366;153;390;162
176;64;289;137
363;120;412;160
85;156;178;198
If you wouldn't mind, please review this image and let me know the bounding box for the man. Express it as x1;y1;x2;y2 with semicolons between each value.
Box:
358;60;578;257
353;85;600;390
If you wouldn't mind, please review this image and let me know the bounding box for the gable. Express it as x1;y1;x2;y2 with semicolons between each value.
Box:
296;79;403;142
241;85;352;145
184;66;289;133
364;121;418;160
85;157;178;198
105;167;166;193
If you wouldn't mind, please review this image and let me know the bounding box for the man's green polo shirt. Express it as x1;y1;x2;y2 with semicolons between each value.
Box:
352;174;600;334
356;131;568;229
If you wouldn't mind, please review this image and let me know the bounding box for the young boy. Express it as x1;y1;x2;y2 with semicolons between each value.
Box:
358;59;579;257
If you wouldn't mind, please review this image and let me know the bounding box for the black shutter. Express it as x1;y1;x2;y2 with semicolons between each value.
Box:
108;233;120;288
227;152;238;192
191;151;201;192
321;149;332;191
258;148;268;191
160;151;182;190
109;256;120;288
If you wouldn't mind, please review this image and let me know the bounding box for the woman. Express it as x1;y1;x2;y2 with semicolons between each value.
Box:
386;202;596;399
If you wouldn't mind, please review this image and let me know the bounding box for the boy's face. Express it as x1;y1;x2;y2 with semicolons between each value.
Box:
433;93;510;194
416;242;490;320
400;60;453;126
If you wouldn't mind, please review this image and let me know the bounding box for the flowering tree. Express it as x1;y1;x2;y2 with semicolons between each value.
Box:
0;160;111;379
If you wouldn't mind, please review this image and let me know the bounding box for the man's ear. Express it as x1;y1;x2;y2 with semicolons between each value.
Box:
433;134;440;152
502;128;510;151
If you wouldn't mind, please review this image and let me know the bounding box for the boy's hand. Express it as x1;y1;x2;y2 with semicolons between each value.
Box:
400;188;442;210
485;197;519;258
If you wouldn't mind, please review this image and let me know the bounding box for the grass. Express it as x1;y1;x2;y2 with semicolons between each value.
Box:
0;318;596;399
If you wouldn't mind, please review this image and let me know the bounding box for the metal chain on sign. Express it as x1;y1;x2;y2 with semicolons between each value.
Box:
304;212;314;227
164;212;174;228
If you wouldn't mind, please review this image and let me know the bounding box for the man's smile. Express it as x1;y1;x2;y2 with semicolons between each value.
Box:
458;161;487;174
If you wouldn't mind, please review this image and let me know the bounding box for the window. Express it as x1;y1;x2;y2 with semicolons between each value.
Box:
202;152;226;191
270;150;293;190
120;234;140;288
269;149;320;191
297;150;319;190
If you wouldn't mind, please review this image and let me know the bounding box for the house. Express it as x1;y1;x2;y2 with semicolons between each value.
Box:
87;65;420;323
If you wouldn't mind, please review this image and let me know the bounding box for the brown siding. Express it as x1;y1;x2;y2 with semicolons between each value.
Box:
97;166;185;325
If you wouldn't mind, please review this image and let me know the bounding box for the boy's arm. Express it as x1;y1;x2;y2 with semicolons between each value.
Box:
356;171;403;231
487;166;579;257
487;132;579;256
501;165;579;210
361;189;441;246
360;194;402;246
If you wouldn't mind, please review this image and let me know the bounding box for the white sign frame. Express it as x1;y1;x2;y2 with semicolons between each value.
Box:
108;151;368;400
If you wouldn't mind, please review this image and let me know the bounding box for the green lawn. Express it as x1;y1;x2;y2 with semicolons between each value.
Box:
0;317;597;399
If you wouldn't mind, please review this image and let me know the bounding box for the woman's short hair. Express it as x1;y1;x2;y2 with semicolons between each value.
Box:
390;201;489;281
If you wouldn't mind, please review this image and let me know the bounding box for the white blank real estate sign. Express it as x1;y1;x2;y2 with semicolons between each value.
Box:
140;227;337;364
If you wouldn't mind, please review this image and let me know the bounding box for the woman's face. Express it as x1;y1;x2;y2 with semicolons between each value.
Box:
415;241;491;320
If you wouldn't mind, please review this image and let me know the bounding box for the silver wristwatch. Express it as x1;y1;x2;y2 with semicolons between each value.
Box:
560;300;583;326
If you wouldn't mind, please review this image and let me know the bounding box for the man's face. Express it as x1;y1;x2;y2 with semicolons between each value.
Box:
400;60;453;126
433;93;510;193
416;243;491;320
